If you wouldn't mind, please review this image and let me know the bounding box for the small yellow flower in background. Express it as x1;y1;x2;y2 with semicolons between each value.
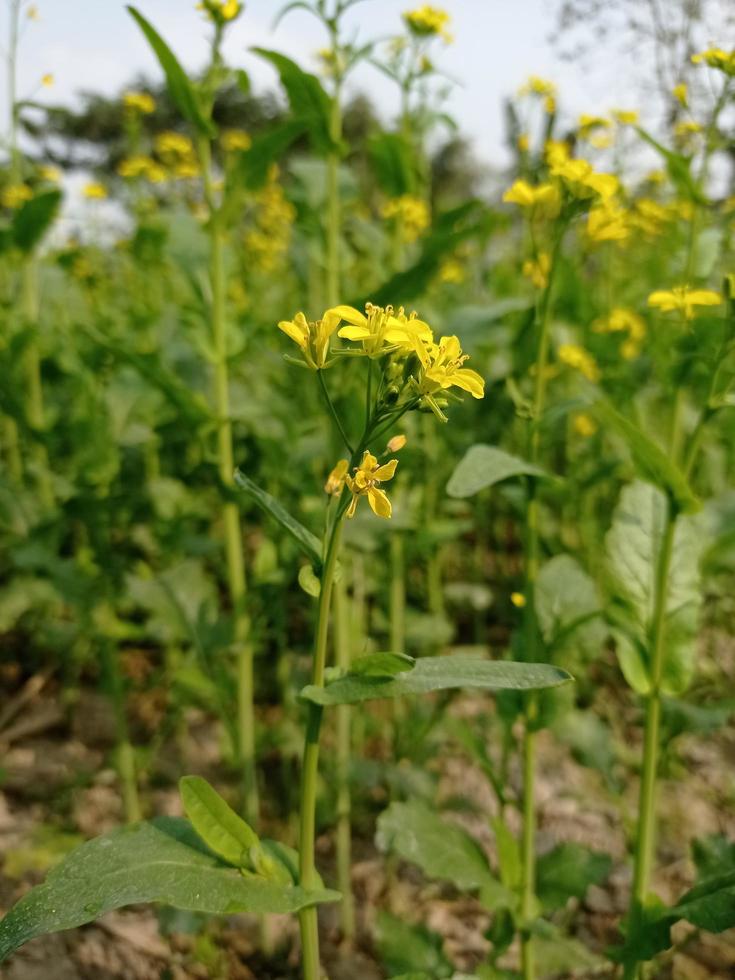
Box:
672;82;688;107
124;91;156;114
586;202;629;243
674;119;702;139
578;114;610;137
332;302;432;357
593;308;646;349
197;0;241;21
155;131;195;159
612;109;639;125
221;129;252;153
438;258;465;284
573;413;597;437
38;165;60;183
415;334;485;402
278;309;341;370
558;343;600;382
669;199;694;222
544;139;570;167
522;252;551;290
1;183;33;209
118;155;167;182
172;159;200;180
691;47;735;76
41;73;54;87
382;195;430;242
647;286;721;320
644;169;666;185
403;5;453;43
324;459;349;496
588;132;614;150
629;197;669;236
620;338;640;360
550;156;618;201
345;452;398;519
503;179;561;219
510;592;526;608
83;182;107;199
387;434;407;453
517;133;530;153
27;4;40;20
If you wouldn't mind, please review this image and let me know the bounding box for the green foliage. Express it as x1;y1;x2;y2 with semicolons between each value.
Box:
234;468;322;565
12;189;62;254
536;842;611;911
375;912;454;979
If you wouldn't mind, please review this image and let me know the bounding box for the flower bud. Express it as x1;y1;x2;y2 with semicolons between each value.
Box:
386;434;407;452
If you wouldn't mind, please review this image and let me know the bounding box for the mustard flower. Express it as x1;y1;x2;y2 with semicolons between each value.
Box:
221;129;252;153
2;184;33;209
381;195;430;242
124;91;156;114
672;83;688;107
83;182;108;200
403;5;453;43
586;202;629;242
573;412;597;437
511;592;526;608
197;0;241;22
324;459;349;496
41;73;53;87
345;452;398;519
691;47;735;76
438;258;465;284
522;253;551;290
550;157;618;201
503;179;561;219
612;109;639;125
386;434;407;452
331;303;432;357
558;343;600;382
278;310;341;370
414;334;485;409
647;287;721;320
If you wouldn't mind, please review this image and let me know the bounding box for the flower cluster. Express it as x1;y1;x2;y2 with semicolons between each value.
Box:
691;47;735;76
244;166;296;273
123;91;156;115
403;5;453;43
381;195;430;242
593;308;646;360
558;343;600;382
197;0;241;23
518;75;556;114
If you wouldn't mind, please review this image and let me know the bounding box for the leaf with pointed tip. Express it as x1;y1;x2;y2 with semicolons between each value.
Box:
447;444;549;498
127;7;215;137
12;189;62;254
0;817;339;963
350;652;415;678
301;655;571;707
179;776;258;868
234;468;321;565
233;119;308;189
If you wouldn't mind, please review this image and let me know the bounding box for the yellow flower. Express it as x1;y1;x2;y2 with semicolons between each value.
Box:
522;252;551;289
324;459;349;496
387;434;407;452
510;592;526;608
691;47;735;75
83;182;107;199
38;165;60;183
558;343;600;382
155;131;195;158
438;258;465;284
118;155;167;182
27;5;40;20
41;73;54;87
674;119;702;139
544;139;570;167
346;452;398;519
197;0;241;21
221;129;252;152
629;197;669;236
620;339;640;360
588;133;614;149
578;113;610;136
517;133;530;153
381;195;430;242
172;159;200;180
1;183;33;208
593;308;646;342
124;91;156;114
331;303;432;357
550;157;618;201
403;5;453;43
503;179;561;219
415;334;485;408
519;75;556;99
586;202;629;242
612;109;639;125
278;309;341;370
672;82;688;107
222;0;240;17
647;286;721;320
573;412;597;437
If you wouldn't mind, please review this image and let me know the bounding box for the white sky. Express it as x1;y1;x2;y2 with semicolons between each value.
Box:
6;0;651;167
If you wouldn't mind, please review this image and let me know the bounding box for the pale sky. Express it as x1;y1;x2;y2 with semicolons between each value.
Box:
7;0;650;167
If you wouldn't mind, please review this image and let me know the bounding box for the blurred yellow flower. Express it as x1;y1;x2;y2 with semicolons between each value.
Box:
544;139;570;167
156;131;195;158
1;183;33;208
511;591;526;608
124;91;156;114
612;109;639;125
221;129;252;152
83;182;107;199
573;412;597;437
517;133;530;153
118;155;167;182
438;258;465;284
691;47;735;75
197;0;241;21
403;5;453;42
558;343;600;382
324;459;349;496
38;165;61;183
648;286;721;320
382;195;430;242
503;179;561;219
27;5;40;20
674;119;702;139
578;114;610;137
522;252;551;289
594;307;645;340
672;83;688;107
551;157;618;201
278;309;341;370
41;73;54;87
586;202;629;242
346;452;398;519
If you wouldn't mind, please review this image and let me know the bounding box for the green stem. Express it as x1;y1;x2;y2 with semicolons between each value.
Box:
325;76;342;307
334;573;355;940
101;638;141;823
22;259;54;508
298;520;344;979
199;137;257;824
317;369;353;454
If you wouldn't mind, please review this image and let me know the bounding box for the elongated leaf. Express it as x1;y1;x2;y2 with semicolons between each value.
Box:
606;481;706;695
252;48;335;154
234;468;321;564
634;127;706;205
595;402;698;514
234;119;308;189
180;776;258;867
377;801;511;910
368;131;416;197
127;7;215;137
536;842;611;911
301;654;571;707
375;911;454;979
447;445;549;498
12;189;62;253
350;652;415;678
0;817;338;962
536;555;606;667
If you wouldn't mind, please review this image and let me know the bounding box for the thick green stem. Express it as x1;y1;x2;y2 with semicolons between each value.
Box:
299;520;343;979
199;138;257;823
334;574;355;939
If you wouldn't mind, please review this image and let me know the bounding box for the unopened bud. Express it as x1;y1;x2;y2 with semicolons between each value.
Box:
387;434;407;452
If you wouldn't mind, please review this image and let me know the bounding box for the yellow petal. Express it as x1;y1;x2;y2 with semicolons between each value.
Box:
647;290;676;311
338;325;371;341
278;319;308;349
453;368;485;398
367;486;392;518
329;305;367;326
688;289;721;307
373;458;398;482
346;494;358;518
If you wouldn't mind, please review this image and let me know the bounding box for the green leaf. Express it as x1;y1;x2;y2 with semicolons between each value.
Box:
536;555;606;667
179;776;258;868
251;48;335;154
127;7;215;137
606;481;706;695
447;445;549;498
12;189;62;254
368;132;416;197
634;127;706;205
233;119;308;189
298;563;321;598
536;843;611;911
0;817;338;962
234;468;321;565
350;652;416;678
375;911;454;979
669;869;735;932
492;817;522;893
301;655;571;707
376;801;509;908
595;402;698;514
